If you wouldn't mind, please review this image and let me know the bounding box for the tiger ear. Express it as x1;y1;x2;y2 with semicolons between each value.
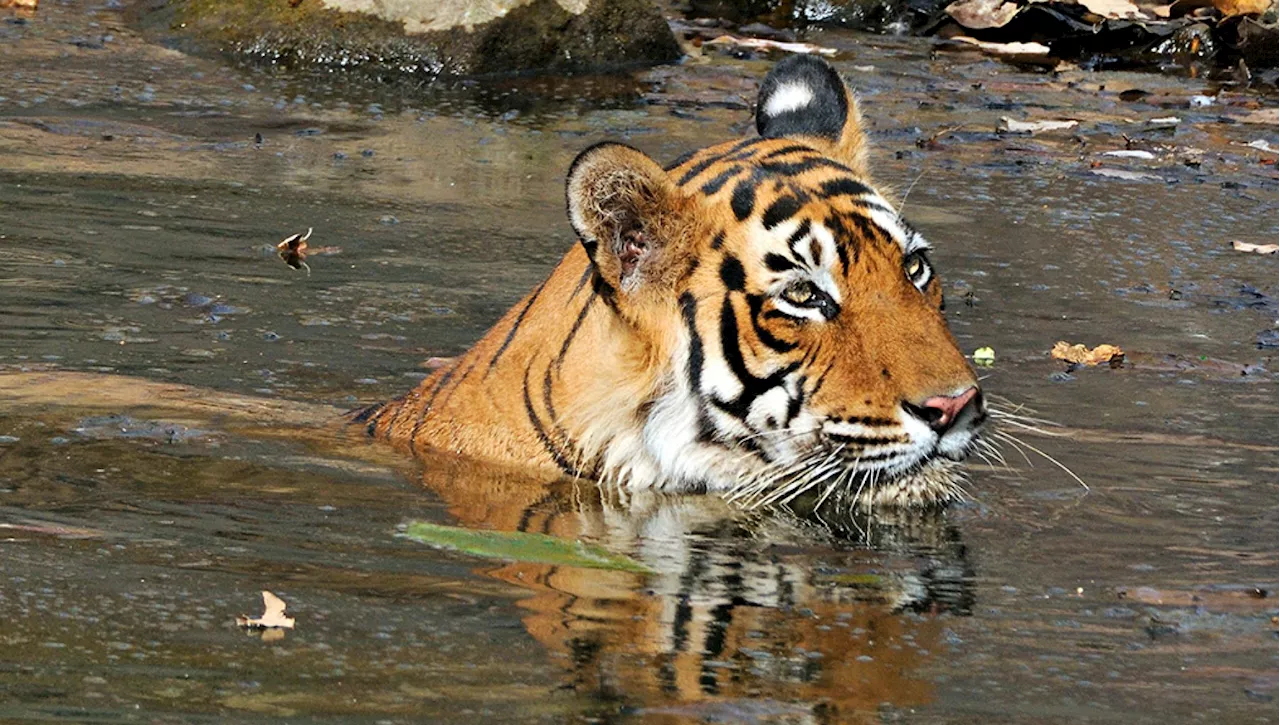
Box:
755;55;868;178
566;142;690;295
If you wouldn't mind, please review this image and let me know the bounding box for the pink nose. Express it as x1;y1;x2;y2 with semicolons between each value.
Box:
911;387;980;432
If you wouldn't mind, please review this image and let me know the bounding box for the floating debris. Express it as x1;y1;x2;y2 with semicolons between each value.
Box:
1232;240;1280;254
276;227;341;275
1001;117;1080;133
1051;341;1126;366
236;591;296;630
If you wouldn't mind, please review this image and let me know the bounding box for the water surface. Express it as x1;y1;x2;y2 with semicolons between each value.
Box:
0;2;1276;723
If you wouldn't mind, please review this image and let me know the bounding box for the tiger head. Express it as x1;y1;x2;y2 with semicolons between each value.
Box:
564;55;985;507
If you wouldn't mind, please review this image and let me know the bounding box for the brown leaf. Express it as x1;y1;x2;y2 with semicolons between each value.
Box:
703;35;837;57
1052;341;1126;366
946;0;1022;29
1077;0;1148;18
236;590;296;629
951;36;1052;57
276;228;314;272
1213;0;1274;16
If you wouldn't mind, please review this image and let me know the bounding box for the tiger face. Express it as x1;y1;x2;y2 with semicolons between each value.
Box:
565;55;985;506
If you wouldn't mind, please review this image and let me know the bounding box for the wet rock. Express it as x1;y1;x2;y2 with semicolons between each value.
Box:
131;0;682;81
688;0;951;34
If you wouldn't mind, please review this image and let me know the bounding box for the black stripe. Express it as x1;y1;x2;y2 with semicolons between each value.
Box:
787;219;812;246
746;294;797;353
663;148;698;171
719;255;746;291
782;385;804;427
761;195;803;230
764;252;798;273
759;158;852;176
569;262;593;299
591;270;619;312
679;292;703;397
713;294;799;419
555;291;597;372
819;176;874;199
761;144;817;160
730;177;757;221
677;139;768;186
486;282;546;378
827;433;908;445
350;402;381;424
542;365;577;469
700;167;741;195
824;213;855;270
522;363;577;475
837;415;898;427
407;362;460;454
677;155;719;187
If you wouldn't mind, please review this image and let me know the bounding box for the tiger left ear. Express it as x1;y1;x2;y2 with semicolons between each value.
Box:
566;142;691;296
755;55;869;177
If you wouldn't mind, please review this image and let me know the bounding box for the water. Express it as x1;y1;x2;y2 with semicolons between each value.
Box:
0;2;1276;722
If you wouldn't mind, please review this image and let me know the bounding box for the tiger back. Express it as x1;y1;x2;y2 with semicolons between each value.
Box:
364;55;986;508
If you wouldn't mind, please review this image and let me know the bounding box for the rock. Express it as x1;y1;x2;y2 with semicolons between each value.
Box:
131;0;681;80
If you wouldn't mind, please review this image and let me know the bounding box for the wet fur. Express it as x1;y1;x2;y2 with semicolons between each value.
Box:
367;56;985;508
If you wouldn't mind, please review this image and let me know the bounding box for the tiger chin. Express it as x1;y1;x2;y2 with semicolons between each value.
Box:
362;55;988;510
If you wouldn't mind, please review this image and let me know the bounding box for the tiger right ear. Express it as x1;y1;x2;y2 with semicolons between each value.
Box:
755;55;869;178
566;142;691;296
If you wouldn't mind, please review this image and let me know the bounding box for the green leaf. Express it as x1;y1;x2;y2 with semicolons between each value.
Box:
402;521;653;574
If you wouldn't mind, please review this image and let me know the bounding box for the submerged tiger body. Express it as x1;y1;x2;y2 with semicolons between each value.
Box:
365;55;987;507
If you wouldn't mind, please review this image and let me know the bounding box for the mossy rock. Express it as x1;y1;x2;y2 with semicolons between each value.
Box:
131;0;682;80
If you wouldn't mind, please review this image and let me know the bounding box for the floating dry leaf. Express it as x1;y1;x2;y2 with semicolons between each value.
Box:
236;590;296;629
276;228;340;274
1232;241;1280;254
946;0;1022;28
1090;168;1166;181
1077;0;1147;18
1051;341;1126;366
1002;117;1079;134
952;36;1052;56
1102;149;1156;159
703;35;837;57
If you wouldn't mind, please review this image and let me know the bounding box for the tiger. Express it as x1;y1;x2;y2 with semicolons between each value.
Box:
362;54;987;508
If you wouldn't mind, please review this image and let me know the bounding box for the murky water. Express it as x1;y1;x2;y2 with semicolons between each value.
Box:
1;2;1276;723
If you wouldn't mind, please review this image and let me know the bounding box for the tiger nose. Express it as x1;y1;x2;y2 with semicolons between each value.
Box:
904;387;980;433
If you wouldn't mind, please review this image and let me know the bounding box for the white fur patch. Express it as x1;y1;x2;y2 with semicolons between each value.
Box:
763;82;814;118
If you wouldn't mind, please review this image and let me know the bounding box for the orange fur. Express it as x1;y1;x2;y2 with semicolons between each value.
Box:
366;58;982;505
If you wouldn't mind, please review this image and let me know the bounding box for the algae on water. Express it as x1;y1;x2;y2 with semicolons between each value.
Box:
402;521;653;574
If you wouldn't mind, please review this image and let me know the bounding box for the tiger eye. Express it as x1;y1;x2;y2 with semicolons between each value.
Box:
906;257;923;278
782;281;814;305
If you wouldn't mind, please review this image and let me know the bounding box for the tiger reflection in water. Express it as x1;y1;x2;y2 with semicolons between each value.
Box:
416;452;973;720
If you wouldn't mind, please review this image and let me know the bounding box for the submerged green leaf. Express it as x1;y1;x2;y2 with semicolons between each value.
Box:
402;521;653;574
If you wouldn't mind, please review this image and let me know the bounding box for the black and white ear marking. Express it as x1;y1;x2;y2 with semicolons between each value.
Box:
755;55;850;143
755;55;869;176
